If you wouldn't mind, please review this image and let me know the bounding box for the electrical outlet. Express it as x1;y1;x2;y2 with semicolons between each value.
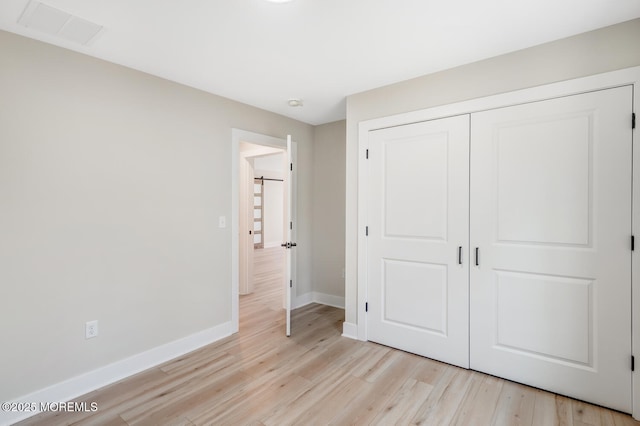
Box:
85;320;98;339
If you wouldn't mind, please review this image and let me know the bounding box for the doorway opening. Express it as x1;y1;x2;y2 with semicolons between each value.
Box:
240;145;287;316
231;129;290;334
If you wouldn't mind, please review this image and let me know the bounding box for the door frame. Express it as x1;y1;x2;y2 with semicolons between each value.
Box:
232;129;287;333
356;66;640;418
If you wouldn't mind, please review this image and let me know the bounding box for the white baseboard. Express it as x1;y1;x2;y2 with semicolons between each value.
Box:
292;292;314;309
293;292;345;310
1;322;233;426
342;322;359;340
312;292;345;309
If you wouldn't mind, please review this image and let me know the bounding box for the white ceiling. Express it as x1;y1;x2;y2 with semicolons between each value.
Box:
1;0;639;125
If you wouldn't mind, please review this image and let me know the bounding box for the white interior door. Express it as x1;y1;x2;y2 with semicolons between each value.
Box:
284;135;297;337
239;157;255;295
367;115;470;368
470;86;633;412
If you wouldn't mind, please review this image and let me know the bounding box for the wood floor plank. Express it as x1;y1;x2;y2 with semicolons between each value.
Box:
554;395;576;426
370;377;434;425
292;337;362;383
348;343;394;380
573;399;615;426
327;349;424;425
531;389;562;426
260;364;354;425
490;380;537;425
278;374;367;425
451;372;503;426
118;367;250;424
410;355;452;386
410;367;475;425
14;247;640;426
189;372;311;425
78;415;130;426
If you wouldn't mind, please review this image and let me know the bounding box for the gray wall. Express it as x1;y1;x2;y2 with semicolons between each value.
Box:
0;30;317;400
312;120;347;302
344;18;640;326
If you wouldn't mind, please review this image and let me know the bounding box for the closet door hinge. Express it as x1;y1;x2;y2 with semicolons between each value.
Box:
365;302;369;312
366;149;369;159
290;280;293;288
632;235;635;251
290;222;293;230
632;355;635;371
633;113;636;129
366;226;369;236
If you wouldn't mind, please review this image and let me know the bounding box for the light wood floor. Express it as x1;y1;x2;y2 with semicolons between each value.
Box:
18;247;640;425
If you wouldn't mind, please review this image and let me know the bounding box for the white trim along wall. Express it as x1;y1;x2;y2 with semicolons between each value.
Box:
354;66;640;418
1;322;233;425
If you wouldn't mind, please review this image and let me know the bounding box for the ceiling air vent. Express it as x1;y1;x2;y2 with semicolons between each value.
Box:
18;1;104;46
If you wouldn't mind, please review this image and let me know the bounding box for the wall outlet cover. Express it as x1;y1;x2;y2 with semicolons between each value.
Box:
86;320;98;339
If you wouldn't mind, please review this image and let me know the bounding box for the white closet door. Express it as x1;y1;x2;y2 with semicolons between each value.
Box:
470;86;633;412
368;115;470;368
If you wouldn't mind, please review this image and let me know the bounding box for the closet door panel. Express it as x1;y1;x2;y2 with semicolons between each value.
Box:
367;114;470;368
470;86;633;412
